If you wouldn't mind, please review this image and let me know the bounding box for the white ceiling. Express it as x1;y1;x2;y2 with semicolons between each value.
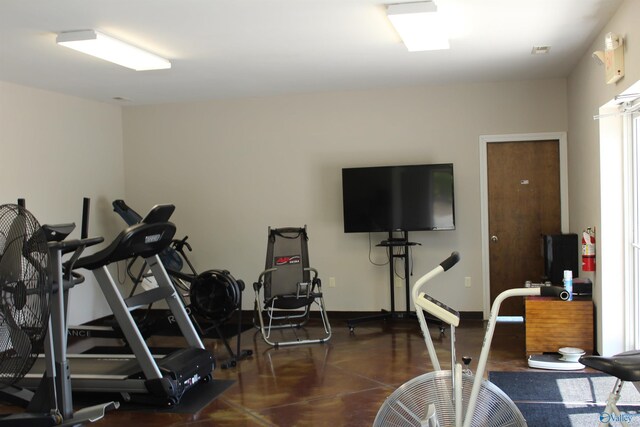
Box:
0;0;623;106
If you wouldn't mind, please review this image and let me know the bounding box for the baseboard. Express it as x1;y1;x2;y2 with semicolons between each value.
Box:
80;309;484;327
240;310;483;321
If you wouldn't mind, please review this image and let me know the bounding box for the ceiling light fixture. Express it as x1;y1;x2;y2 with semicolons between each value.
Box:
56;30;171;71
386;1;450;52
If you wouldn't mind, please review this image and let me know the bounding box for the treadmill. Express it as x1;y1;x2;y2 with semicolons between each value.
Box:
19;205;215;407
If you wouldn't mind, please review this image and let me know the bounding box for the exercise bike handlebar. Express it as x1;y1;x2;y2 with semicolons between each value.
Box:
540;284;571;300
440;251;460;272
48;236;105;292
50;236;105;254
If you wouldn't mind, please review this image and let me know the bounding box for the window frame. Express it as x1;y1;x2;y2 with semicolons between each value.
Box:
624;100;640;350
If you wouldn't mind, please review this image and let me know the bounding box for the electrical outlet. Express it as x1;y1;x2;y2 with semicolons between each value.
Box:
465;277;471;288
329;277;336;288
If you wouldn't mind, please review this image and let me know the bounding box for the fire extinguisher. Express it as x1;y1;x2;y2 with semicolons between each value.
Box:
582;227;596;272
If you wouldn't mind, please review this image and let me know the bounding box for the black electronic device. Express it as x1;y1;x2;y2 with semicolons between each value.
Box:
341;163;455;233
572;278;593;296
542;233;579;285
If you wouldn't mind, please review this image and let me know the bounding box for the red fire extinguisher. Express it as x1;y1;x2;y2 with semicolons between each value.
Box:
582;227;596;272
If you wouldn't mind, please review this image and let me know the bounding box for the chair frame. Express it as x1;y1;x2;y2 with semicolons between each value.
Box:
253;226;331;347
579;350;640;427
597;378;635;427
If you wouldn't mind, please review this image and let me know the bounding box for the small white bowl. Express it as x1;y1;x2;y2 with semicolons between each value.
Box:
559;347;585;362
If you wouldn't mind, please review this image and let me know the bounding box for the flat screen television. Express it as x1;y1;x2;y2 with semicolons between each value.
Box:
342;163;455;233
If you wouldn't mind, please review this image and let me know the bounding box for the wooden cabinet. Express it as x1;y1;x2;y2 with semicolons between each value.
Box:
525;297;594;355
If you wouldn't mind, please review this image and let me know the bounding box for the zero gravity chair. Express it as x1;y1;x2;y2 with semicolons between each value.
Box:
253;226;331;347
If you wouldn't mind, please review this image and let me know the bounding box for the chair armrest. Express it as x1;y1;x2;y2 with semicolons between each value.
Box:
254;267;278;291
258;267;278;282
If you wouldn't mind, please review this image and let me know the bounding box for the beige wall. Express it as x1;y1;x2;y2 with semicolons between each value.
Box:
123;79;567;313
567;0;640;355
0;81;126;325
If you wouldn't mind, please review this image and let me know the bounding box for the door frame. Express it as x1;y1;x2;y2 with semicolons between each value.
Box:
479;132;569;318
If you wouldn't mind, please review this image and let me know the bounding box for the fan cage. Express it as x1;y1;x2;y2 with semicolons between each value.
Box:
0;204;51;388
374;370;526;427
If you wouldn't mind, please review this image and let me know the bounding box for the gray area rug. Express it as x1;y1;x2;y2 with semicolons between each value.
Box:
489;371;640;426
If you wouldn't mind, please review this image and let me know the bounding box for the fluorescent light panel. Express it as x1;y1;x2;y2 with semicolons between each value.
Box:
56;30;171;71
387;2;449;52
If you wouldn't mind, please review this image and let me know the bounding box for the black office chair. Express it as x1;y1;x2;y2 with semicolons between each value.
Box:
253;226;331;347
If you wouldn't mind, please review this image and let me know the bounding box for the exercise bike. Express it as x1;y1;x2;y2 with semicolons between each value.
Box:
374;252;570;427
0;203;118;426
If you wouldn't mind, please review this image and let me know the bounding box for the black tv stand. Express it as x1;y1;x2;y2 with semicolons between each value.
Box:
347;231;419;332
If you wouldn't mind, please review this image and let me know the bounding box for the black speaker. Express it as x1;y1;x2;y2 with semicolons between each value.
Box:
542;233;579;285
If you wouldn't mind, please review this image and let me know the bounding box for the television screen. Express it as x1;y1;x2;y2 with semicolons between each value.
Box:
342;163;455;233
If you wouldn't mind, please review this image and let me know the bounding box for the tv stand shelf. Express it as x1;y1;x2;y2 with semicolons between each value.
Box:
525;296;594;355
378;239;419;247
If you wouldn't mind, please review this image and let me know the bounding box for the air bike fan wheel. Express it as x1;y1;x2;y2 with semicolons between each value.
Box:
374;370;526;427
0;204;50;390
189;270;241;323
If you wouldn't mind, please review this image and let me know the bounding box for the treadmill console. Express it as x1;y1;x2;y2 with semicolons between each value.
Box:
142;204;175;224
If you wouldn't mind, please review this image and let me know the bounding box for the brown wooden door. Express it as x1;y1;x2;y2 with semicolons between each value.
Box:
487;140;561;316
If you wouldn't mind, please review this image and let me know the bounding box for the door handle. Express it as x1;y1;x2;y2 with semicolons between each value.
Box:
491;235;499;242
